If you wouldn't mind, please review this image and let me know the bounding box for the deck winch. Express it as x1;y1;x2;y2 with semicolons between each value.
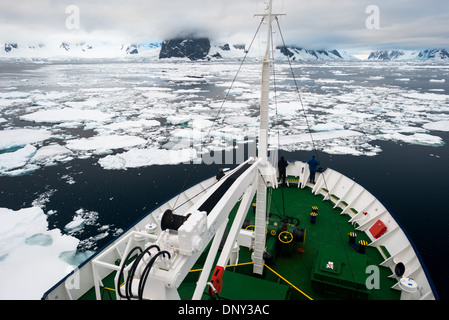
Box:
262;213;305;261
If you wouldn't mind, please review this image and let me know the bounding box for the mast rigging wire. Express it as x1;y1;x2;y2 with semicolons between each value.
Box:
274;17;362;297
172;17;266;210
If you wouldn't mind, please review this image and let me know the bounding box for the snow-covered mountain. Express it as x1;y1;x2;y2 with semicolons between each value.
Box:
1;39;358;61
368;49;449;61
1;42;163;60
276;46;357;61
3;39;448;62
157;38;358;61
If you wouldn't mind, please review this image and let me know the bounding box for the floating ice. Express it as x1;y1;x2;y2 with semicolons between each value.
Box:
270;130;364;146
0;144;37;174
66;135;147;151
20;107;113;123
98;119;160;133
30;144;74;166
378;132;444;146
0;206;80;299
423;120;449;132
64;209;99;235
312;123;345;132
1;61;449;174
98;147;197;170
0;128;52;151
402;92;448;101
166;115;192;125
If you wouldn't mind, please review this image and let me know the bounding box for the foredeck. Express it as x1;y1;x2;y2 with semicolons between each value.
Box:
79;180;400;300
254;183;399;300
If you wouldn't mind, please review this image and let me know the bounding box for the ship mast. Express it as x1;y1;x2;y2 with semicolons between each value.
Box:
253;0;284;275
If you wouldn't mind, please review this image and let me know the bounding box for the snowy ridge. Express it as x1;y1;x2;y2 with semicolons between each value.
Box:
3;39;449;62
368;49;449;61
276;46;358;61
1;39;359;61
1;42;163;60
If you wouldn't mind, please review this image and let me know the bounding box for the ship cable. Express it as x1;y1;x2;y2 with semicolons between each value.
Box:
116;246;143;300
274;17;330;194
200;16;265;155
119;245;161;300
172;17;265;210
275;18;362;298
137;250;171;300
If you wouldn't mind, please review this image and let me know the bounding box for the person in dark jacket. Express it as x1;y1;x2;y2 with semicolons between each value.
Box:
307;154;319;183
278;156;289;185
216;168;225;181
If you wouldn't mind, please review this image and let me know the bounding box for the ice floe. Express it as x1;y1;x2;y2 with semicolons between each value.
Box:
20;107;113;123
66;135;147;152
30;144;74;166
423;120;449;132
0;206;81;299
0;144;37;174
0;128;52;150
378;132;444;146
0;60;448;176
64;209;99;235
98;147;197;170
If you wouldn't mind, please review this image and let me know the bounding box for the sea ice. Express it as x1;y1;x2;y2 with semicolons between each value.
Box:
378;132;443;146
0;128;52;150
402;92;448;101
65;135;147;151
423;120;449;132
0;144;37;174
20;107;113;123
98;147;197;170
64;209;99;235
0;206;80;299
30;144;74;166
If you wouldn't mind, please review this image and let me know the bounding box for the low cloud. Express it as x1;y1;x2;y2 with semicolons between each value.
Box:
0;0;448;51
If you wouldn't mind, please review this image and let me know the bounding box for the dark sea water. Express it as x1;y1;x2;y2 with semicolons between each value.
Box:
0;60;448;299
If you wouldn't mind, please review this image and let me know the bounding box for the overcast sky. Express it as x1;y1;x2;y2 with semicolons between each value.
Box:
1;0;448;54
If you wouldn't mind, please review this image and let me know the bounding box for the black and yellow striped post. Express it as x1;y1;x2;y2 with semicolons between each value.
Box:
312;206;318;213
358;240;368;254
348;232;357;244
310;211;318;224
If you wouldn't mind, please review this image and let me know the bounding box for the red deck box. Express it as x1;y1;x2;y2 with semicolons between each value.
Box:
369;220;387;239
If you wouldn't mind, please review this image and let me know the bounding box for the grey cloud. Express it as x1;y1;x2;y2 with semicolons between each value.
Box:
0;0;447;51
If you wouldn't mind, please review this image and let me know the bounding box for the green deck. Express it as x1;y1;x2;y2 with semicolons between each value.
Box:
79;183;400;300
